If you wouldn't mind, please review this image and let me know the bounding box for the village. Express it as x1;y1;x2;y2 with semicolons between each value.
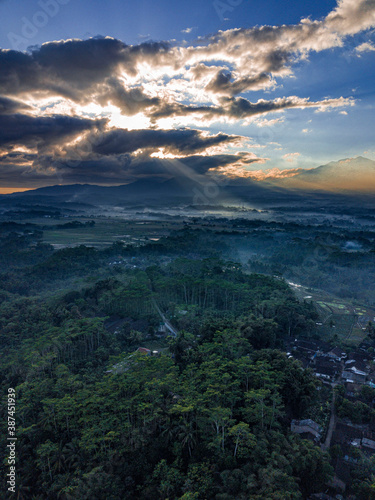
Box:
288;337;375;499
107;306;375;499
102;276;375;500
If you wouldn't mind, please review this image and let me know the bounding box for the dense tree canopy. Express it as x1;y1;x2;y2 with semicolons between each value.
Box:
0;253;334;499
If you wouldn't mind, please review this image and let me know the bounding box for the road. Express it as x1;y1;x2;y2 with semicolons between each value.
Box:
321;387;336;452
152;298;178;337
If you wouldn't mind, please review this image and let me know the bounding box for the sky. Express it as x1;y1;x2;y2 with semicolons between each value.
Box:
0;0;374;191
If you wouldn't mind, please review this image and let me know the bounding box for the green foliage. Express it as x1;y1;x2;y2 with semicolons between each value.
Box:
0;257;333;499
335;396;375;424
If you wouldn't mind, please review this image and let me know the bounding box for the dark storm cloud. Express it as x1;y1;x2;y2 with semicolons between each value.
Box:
1;0;374;107
149;103;211;122
3;149;262;187
220;96;311;119
0;113;105;149
124;153;260;177
0;23;359;123
0;0;373;189
217;95;353;118
95;77;161;115
149;95;352;122
0;151;36;165
33;153;259;184
0;50;40;96
91;128;240;156
0;96;32;115
205;71;273;96
0;37;171;100
0;152;42;188
181;153;261;173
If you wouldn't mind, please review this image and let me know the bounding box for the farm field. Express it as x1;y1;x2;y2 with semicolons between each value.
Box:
7;213;375;349
36;217;178;248
288;281;375;346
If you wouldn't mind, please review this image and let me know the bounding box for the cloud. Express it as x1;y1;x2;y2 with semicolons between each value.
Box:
0;37;171;100
0;148;265;187
283;152;301;162
0;96;32;115
182;28;194;34
0;113;105;151
90;128;242;156
95;77;161;115
149;95;354;123
0;117;260;186
0;0;366;130
355;41;375;54
205;70;275;96
325;0;375;36
1;0;375;188
251;117;285;127
1;0;371;109
211;166;304;181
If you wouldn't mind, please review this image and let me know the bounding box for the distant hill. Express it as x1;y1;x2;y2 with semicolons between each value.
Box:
1;156;373;209
1;179;193;206
0;175;285;207
275;157;375;192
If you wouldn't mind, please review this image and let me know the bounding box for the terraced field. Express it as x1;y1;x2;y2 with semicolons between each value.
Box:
37;217;176;248
288;281;374;346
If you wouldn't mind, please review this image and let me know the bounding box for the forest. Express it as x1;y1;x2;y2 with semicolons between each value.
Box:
0;219;374;499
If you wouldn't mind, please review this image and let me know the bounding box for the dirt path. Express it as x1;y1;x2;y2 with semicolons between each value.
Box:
152;298;178;337
321;388;336;452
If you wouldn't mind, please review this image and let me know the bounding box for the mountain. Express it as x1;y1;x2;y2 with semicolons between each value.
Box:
1;157;373;210
0;175;287;208
275;156;375;192
1;179;192;206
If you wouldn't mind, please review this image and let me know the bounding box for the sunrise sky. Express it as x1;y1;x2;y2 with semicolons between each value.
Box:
0;0;374;191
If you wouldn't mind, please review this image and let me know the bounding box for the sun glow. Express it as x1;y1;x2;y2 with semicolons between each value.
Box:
107;110;150;130
0;187;33;194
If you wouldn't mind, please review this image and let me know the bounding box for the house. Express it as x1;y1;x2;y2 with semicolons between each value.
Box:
327;347;347;362
316;340;332;353
296;340;319;350
292;352;311;369
157;323;167;334
347;360;369;377
333;422;364;444
341;360;369;384
342;370;367;384
314;356;339;381
346;351;370;364
136;347;151;355
315;364;337;380
290;339;331;359
291;419;323;440
362;437;375;450
292;339;319;360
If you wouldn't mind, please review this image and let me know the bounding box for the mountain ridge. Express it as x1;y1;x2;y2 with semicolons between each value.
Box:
0;157;374;207
273;156;375;192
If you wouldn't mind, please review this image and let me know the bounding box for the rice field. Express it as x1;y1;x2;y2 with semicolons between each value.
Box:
290;281;373;346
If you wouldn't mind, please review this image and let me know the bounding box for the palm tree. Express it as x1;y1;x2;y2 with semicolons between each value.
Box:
177;418;197;457
62;439;82;470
